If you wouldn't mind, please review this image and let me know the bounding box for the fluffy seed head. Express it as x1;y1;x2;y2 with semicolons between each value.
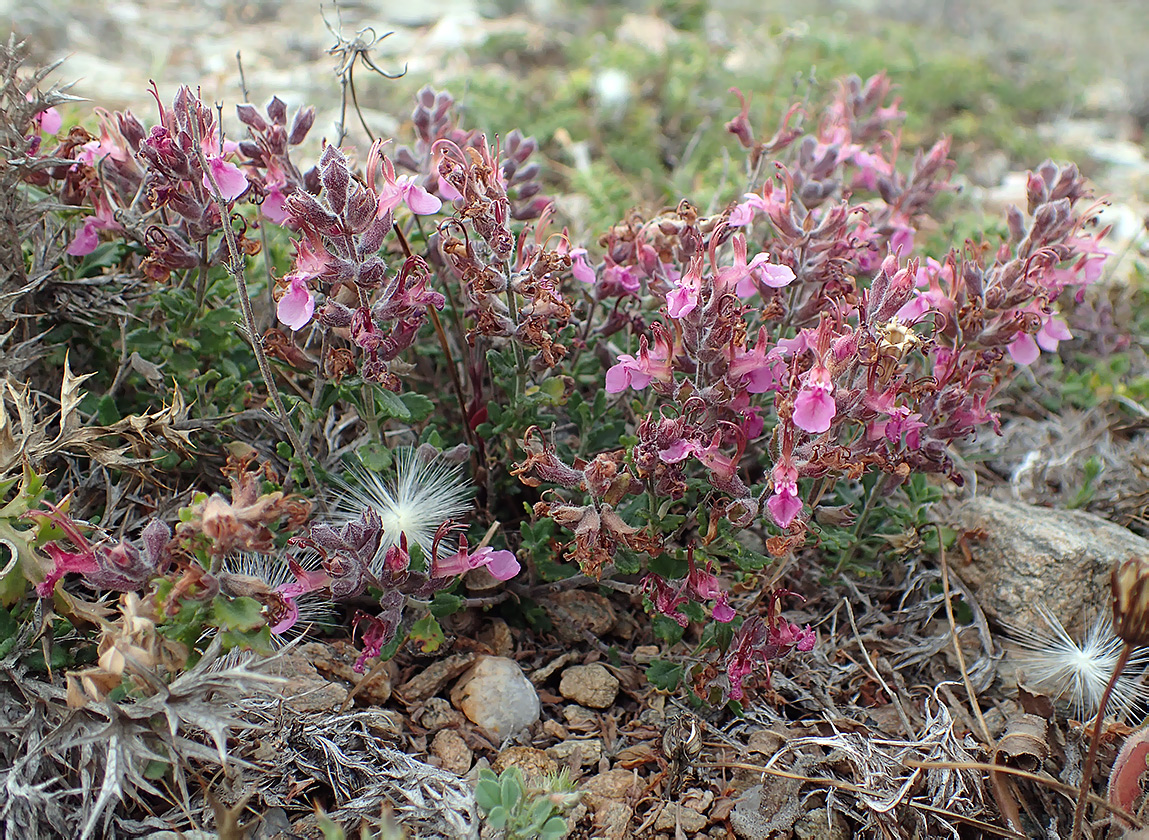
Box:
332;448;473;570
223;551;334;644
1010;605;1149;722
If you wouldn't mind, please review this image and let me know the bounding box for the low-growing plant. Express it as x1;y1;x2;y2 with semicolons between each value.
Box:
0;17;1123;836
475;766;580;840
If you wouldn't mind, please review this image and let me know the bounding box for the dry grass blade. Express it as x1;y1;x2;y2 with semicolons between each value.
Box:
236;700;479;839
0;636;285;840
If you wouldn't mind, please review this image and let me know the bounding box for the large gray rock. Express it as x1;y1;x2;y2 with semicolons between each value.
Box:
450;656;540;742
953;498;1149;637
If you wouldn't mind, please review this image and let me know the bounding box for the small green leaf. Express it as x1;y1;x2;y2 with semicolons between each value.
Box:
211;595;265;632
143;759;170;780
500;767;524;808
475;775;501;812
408;614;446;654
375;389;411;420
645;658;684;691
652;614;685;646
541;815;569;839
486;805;508;830
401;391;435;421
430;592;464;618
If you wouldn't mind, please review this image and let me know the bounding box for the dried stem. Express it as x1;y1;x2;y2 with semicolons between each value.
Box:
1070;642;1131;840
192;120;322;502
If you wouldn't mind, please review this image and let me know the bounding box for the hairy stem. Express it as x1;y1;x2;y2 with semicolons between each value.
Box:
1071;643;1131;840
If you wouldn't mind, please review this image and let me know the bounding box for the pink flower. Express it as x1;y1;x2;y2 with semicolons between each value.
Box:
437;175;462;202
896;258;955;322
67;198;121;257
642;575;690;627
865;389;926;449
601;262;641;297
26;92;63;135
1008;310;1073;365
666;254;703;317
728;327;785;394
605;328;673;393
792;362;836;434
1037;315;1072;352
889;215;915;256
377;156;442;216
570;248;596;284
277;274;315;330
728;192;775;227
202;155;250;201
263;184;289;224
767;462;802;529
433;538;521;581
716;234;786;296
261;160;290;224
687;552;736;624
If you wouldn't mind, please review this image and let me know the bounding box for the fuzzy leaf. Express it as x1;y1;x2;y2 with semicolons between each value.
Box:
212;595;265;632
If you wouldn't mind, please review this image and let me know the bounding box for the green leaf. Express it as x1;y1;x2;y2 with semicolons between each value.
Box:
652;614;685;646
401;391;435;422
358;443;393;472
142;759;171;781
475;770;501;811
486;806;508;830
541;816;569;839
645;658;684;691
211;595;265;632
375;389;411;420
220;625;274;654
408;614;446;654
612;548;641;576
500;770;523;809
430;592;464;618
316;809;348;840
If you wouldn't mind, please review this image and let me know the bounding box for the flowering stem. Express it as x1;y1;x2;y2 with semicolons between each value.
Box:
832;475;885;575
501;259;527;399
1070;642;1131;840
192;125;321;501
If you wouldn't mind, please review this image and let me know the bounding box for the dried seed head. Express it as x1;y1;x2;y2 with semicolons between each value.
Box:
1112;556;1149;647
876;316;920;360
662;714;703;763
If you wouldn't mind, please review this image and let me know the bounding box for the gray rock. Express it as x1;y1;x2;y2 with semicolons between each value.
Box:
431;728;473;775
559;663;620;709
546;737;603;767
953;497;1149;637
451;656;540;741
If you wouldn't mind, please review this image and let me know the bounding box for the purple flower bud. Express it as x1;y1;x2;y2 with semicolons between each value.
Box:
320;146;350;215
345;186;377;232
358;213;393;258
303;165;321;194
265;125;288;156
513;161;541;183
514;136;538;164
318;300;354;327
288;106;315;145
357;257;388;289
286;191;342;235
1006;205;1026;243
238;139;263;160
117;110;146;151
266;96;287;125
236;103;267;131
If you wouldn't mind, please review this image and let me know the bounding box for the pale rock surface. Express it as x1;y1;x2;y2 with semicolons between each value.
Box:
451;656;540;741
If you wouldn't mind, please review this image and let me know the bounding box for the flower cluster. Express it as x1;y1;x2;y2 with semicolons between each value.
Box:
719;589;816;701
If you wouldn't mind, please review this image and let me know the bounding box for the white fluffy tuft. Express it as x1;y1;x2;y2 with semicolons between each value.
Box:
1010;605;1149;722
225;551;334;643
332;448;473;570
